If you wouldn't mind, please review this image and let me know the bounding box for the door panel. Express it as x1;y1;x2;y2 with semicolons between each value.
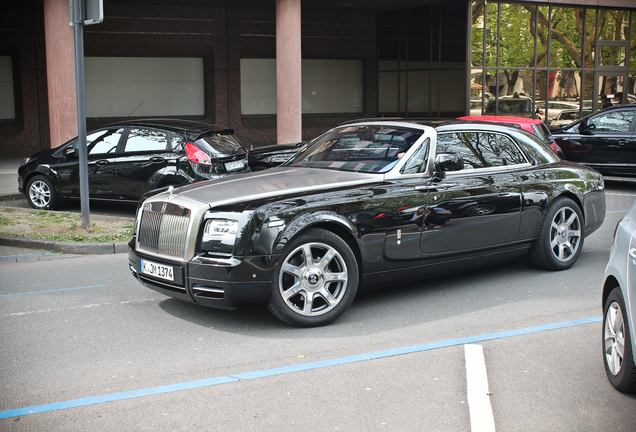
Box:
419;172;522;255
55;128;124;198
112;128;173;201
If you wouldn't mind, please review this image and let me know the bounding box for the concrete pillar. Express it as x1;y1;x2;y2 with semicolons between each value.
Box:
276;0;302;144
43;0;77;148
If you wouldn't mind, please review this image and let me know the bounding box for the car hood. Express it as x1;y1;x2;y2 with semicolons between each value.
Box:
165;167;383;208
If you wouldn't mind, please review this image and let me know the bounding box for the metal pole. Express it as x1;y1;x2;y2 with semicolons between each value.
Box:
73;0;90;229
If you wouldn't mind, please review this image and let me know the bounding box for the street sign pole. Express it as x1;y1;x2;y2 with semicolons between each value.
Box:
72;0;91;229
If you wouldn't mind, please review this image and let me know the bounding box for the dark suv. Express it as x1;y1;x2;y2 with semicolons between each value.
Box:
18;119;249;210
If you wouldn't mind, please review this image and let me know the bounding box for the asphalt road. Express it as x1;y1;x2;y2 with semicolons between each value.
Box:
1;182;636;431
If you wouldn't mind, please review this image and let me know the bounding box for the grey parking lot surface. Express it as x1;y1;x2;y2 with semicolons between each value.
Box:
1;180;636;430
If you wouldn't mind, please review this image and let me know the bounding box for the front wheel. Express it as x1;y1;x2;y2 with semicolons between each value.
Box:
530;197;583;270
267;228;359;327
26;175;59;210
603;286;636;393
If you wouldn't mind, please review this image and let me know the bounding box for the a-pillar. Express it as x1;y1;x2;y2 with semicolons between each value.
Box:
276;0;302;144
43;0;77;148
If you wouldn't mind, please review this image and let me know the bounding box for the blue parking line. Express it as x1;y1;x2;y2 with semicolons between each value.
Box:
0;285;104;297
0;316;602;420
0;377;237;419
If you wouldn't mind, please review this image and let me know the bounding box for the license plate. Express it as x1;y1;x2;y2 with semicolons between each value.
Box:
225;160;244;171
141;259;174;282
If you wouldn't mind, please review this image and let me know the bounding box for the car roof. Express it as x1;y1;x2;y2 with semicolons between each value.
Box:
340;117;477;128
458;115;542;125
338;117;526;134
104;119;233;136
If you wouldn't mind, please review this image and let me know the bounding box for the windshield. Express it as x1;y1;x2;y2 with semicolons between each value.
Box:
287;125;424;173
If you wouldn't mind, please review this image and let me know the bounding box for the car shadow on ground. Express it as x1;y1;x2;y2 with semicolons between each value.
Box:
156;257;551;338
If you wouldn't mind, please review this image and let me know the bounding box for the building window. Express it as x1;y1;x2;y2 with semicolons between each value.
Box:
0;56;15;120
377;2;467;118
85;57;204;118
470;3;635;120
240;59;364;115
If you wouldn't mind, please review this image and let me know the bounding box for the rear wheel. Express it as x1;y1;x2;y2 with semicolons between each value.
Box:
530;197;583;270
267;228;359;327
26;175;59;210
603;286;636;392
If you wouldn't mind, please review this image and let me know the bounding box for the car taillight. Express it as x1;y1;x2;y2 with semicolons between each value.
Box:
186;142;213;166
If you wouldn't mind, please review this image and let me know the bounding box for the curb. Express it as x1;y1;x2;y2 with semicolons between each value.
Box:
0;235;129;255
0;193;24;201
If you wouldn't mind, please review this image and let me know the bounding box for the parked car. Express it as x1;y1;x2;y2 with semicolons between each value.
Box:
470;99;483;116
458;115;563;158
484;96;539;118
549;109;591;127
248;141;308;171
18;119;249;210
128;119;605;327
602;199;636;393
551;105;636;179
536;101;580;123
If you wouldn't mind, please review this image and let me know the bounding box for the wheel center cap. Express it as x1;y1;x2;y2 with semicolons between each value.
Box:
558;225;568;240
303;268;324;288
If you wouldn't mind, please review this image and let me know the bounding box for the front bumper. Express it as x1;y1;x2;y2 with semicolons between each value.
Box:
128;246;277;310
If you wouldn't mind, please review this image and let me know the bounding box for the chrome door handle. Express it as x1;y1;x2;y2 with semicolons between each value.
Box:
95;159;109;166
415;183;457;192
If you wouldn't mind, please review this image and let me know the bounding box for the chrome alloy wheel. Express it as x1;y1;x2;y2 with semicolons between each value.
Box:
550;206;581;262
605;301;626;376
29;179;52;208
278;242;349;317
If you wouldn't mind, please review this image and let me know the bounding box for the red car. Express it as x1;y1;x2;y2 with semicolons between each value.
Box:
458;115;563;158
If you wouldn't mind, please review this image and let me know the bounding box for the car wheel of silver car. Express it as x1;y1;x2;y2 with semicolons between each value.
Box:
267;228;359;327
26;175;59;210
603;286;636;393
530;197;583;270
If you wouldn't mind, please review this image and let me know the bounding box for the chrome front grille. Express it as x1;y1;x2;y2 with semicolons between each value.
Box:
137;201;192;260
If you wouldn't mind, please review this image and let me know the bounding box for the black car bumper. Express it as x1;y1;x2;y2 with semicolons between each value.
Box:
128;247;276;310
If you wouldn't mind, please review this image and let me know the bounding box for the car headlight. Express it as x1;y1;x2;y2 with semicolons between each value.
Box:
200;219;239;255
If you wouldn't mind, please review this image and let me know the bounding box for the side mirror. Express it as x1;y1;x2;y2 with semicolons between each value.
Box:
579;123;595;135
433;152;464;181
64;146;78;157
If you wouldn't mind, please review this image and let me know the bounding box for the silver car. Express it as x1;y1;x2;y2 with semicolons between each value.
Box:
603;201;636;392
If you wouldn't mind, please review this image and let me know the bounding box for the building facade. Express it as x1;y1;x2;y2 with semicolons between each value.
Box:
0;0;634;156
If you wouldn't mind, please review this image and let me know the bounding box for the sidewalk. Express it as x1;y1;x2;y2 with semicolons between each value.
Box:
0;156;129;257
0;155;25;200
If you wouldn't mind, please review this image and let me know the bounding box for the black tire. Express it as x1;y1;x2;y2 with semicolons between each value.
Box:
26;175;59;210
266;228;359;327
603;286;636;393
530;197;583;270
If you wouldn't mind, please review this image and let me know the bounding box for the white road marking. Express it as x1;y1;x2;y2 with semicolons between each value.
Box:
606;192;636;197
465;344;496;432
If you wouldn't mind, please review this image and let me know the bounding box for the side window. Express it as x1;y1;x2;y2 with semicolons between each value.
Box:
124;128;169;152
436;132;523;169
589;110;634;132
401;138;430;174
87;128;124;154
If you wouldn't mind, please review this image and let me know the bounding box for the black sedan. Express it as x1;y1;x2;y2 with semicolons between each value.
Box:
18;119;249;210
248;141;307;171
552;105;636;179
128;119;606;327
